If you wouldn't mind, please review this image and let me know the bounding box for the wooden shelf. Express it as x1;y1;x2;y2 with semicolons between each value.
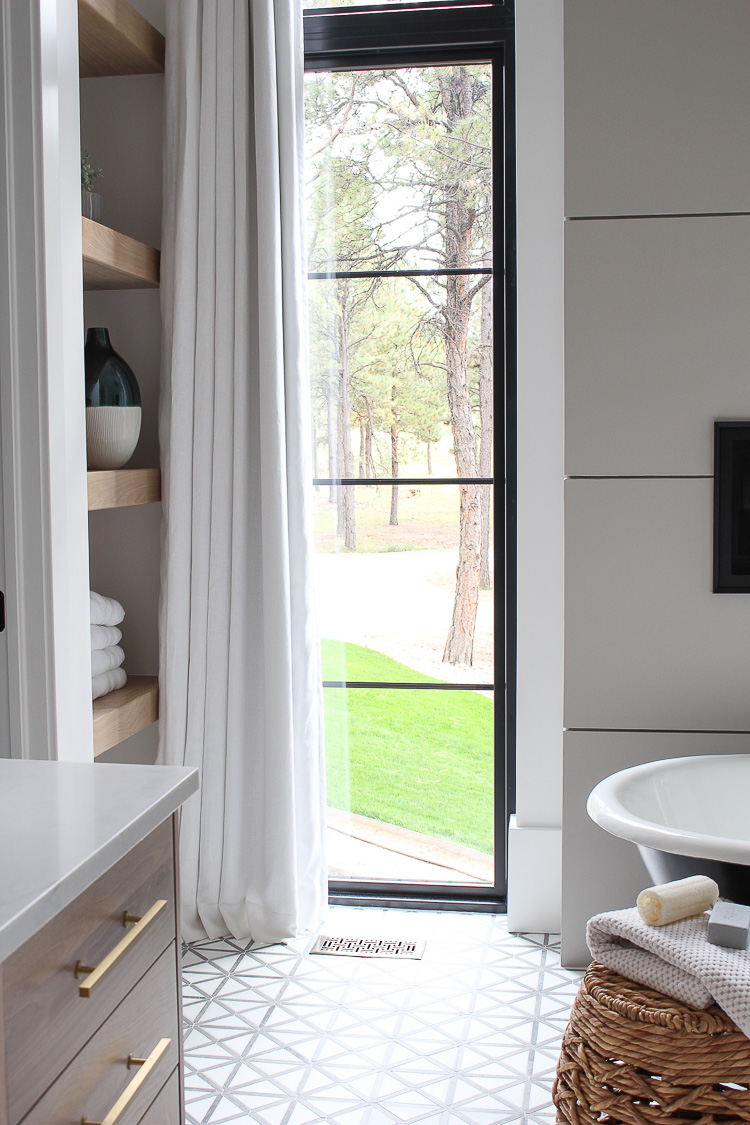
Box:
88;468;161;510
83;217;160;290
78;0;165;78
93;675;159;757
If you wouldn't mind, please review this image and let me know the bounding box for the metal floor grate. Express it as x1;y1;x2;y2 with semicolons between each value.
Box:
309;935;426;959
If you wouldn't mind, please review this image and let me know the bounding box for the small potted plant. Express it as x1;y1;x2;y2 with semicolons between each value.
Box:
81;148;103;224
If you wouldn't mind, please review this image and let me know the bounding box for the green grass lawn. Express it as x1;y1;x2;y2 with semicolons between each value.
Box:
322;639;494;855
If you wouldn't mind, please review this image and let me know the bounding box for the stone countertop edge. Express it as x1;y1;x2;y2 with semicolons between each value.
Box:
0;761;199;963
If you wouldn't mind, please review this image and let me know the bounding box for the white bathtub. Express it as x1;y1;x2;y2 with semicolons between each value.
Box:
587;754;750;900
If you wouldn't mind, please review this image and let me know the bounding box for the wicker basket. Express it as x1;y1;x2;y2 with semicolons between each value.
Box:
553;962;750;1125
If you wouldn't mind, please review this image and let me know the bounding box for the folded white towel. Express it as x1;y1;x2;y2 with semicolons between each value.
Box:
90;590;125;627
92;666;127;700
587;906;750;1034
91;624;122;651
91;645;125;678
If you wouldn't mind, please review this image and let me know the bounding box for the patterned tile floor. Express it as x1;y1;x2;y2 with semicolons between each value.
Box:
182;906;581;1125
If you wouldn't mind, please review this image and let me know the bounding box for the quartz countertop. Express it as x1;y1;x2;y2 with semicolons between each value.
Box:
0;759;199;962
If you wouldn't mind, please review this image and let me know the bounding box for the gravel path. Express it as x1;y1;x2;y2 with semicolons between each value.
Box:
314;548;494;685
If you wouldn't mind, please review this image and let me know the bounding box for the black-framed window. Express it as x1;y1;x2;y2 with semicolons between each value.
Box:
304;0;516;912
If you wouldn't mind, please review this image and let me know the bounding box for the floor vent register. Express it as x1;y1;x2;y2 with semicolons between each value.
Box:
310;935;426;959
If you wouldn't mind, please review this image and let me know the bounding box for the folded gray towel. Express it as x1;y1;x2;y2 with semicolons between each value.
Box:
587;906;750;1035
91;645;125;678
90;590;125;627
92;666;127;700
91;624;122;651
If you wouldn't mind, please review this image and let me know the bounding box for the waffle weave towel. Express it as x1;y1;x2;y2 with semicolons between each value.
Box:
587;907;750;1035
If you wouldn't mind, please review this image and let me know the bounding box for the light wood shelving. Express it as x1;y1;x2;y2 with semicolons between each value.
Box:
93;675;159;757
78;0;165;78
88;468;161;510
82;0;164;755
83;217;160;290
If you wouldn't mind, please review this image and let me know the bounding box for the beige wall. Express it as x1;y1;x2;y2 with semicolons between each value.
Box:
562;0;750;964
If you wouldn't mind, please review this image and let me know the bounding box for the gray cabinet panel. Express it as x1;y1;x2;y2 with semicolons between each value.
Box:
564;0;750;218
565;217;750;477
565;479;750;730
562;731;750;967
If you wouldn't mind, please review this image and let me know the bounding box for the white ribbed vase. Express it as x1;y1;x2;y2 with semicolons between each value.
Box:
86;406;142;469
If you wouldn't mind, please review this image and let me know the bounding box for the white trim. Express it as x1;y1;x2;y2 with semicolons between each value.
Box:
0;0;92;761
514;0;565;828
506;817;562;933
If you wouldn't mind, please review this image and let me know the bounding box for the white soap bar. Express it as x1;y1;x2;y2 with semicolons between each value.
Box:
636;875;720;926
707;901;750;950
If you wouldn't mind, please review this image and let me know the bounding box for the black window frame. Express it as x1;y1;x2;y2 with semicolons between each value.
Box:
303;0;516;913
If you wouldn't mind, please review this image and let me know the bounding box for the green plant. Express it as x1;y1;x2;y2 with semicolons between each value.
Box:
81;148;102;193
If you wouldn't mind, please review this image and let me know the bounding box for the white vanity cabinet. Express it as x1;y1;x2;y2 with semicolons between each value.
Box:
0;761;198;1125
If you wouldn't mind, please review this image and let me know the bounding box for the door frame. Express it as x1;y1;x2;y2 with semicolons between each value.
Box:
303;0;516;910
0;0;93;760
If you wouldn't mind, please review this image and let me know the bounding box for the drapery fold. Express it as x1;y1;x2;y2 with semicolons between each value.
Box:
158;0;327;944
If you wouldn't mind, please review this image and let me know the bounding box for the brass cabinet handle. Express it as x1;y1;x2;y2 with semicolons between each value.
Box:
74;899;167;997
81;1037;171;1125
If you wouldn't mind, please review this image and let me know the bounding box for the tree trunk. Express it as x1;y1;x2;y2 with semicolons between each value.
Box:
359;420;366;479
312;416;319;489
336;288;356;550
439;67;482;664
479;254;493;589
327;376;337;504
426;440;433;476
390;386;399;526
365;402;375;479
443;484;482;664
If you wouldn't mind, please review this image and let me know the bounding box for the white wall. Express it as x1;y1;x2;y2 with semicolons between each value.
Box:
561;0;750;965
506;0;565;932
81;0;165;765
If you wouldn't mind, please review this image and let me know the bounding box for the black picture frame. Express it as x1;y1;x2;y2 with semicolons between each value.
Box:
713;421;750;592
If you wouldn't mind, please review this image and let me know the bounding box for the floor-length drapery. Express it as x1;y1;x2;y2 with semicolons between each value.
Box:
158;0;327;943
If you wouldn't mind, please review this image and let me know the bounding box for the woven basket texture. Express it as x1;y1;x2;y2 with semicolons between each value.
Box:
553;961;750;1125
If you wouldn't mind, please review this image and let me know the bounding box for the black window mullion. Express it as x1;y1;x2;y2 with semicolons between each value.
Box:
313;477;494;485
310;268;493;279
324;681;494;689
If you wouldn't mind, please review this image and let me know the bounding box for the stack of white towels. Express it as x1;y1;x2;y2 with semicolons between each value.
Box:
90;590;127;700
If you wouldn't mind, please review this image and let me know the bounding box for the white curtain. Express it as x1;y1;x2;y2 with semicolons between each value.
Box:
158;0;327;944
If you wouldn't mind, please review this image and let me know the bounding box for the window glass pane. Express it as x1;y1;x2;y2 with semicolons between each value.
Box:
325;687;494;884
309;276;493;482
305;66;492;272
315;484;494;684
306;59;497;888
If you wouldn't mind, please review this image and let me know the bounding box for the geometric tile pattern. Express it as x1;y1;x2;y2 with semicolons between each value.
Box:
182;906;582;1124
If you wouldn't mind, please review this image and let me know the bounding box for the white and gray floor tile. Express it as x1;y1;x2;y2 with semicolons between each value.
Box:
182;906;581;1124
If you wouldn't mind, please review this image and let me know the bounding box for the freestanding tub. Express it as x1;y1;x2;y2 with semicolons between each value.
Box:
587;754;750;903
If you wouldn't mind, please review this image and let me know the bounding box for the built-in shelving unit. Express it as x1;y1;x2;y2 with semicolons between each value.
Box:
82;217;160;290
82;0;164;757
88;468;161;510
78;0;165;79
93;675;159;757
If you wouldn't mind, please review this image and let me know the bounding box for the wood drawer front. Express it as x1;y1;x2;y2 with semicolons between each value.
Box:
138;1069;182;1125
22;943;179;1125
4;819;175;1125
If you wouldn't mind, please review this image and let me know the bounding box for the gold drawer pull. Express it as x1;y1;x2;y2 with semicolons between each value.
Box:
74;899;167;997
81;1037;171;1125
